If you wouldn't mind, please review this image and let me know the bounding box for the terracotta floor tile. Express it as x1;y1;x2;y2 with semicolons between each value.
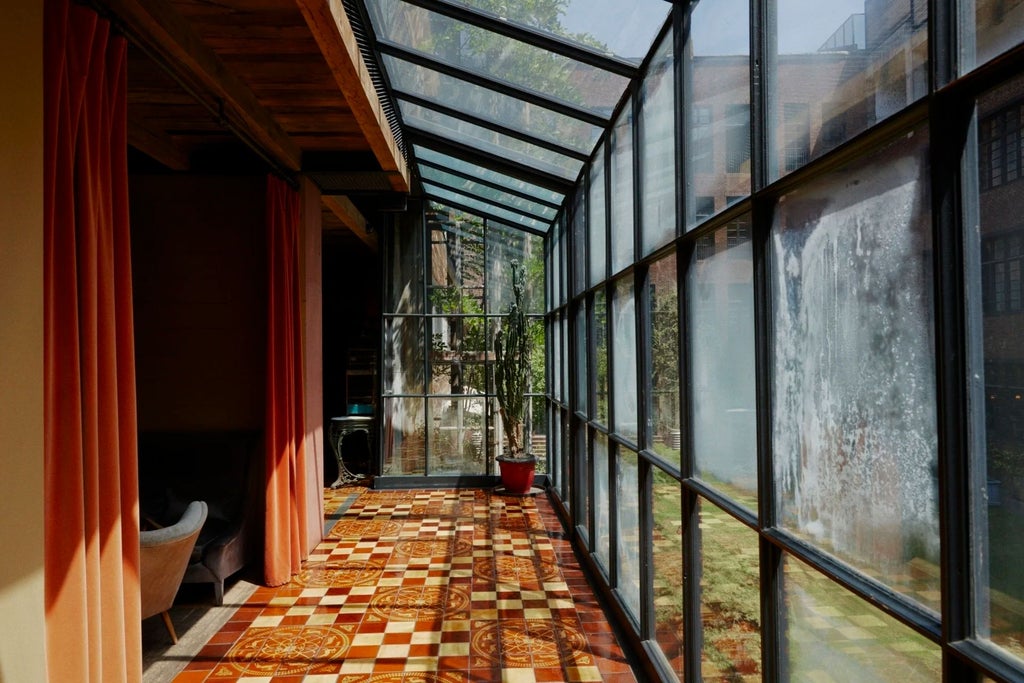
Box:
169;487;637;682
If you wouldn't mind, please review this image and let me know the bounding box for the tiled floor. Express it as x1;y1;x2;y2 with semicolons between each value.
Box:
169;487;637;682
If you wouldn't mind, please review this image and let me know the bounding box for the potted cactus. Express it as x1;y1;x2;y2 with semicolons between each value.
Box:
494;259;536;494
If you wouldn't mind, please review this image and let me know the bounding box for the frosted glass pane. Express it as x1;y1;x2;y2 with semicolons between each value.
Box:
610;104;635;273
589;148;608;287
640;32;677;256
689;217;757;510
617;449;641;621
428;397;487;474
612;277;638;443
594;433;610;572
771;129;939;608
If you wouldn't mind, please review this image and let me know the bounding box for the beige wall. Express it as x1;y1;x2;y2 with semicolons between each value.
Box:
0;2;47;681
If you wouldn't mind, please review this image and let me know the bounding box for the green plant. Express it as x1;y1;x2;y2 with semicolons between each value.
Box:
494;259;532;459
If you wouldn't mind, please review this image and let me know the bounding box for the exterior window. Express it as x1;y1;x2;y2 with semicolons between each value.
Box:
783;102;811;173
695;196;715;224
726;104;750;173
982;232;1024;314
692;105;713;174
979;103;1024;191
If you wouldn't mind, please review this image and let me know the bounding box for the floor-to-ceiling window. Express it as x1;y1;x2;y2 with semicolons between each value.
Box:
381;203;544;481
539;1;1024;680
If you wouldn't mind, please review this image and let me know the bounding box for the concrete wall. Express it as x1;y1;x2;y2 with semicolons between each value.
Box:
0;2;47;680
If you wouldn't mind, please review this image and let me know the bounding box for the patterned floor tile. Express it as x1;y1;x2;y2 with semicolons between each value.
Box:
173;487;636;682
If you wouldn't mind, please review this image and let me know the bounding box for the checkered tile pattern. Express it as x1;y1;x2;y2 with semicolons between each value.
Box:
171;488;636;682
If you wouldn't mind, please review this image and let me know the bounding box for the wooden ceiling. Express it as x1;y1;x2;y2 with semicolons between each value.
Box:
98;0;412;251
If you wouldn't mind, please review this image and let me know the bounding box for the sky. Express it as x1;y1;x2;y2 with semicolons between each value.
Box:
557;0;866;59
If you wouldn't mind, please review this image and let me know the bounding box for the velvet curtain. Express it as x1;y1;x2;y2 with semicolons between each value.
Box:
264;176;309;586
43;1;141;681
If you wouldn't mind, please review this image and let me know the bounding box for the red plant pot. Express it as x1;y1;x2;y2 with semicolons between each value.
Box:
496;455;536;495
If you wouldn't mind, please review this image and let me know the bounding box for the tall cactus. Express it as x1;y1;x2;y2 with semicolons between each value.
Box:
495;260;531;457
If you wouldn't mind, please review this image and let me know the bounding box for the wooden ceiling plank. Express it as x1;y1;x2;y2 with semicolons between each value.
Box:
322;195;377;251
295;0;409;192
99;0;303;171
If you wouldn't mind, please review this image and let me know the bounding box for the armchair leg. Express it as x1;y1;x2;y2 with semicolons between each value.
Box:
213;580;224;606
160;610;178;644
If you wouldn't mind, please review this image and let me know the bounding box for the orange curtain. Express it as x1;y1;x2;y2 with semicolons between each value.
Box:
264;175;309;586
43;1;141;681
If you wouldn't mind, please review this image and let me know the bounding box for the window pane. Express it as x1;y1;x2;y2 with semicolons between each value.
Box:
771;130;939;608
613;276;638;443
385;56;600;154
973;78;1024;660
430;211;485;315
641;32;677;256
590;145;608;287
419;166;557;221
963;0;1024;73
415;145;564;205
572;186;587;296
649;253;681;468
577;420;589;538
610;103;635;273
686;0;750;231
552;312;562;402
447;0;670;63
424;184;550;233
383;397;426;475
428;396;487;474
595;290;609;426
689;217;757;509
365;0;628;116
653;469;684;680
594;432;610;572
782;553;941;680
402;102;583;182
486;224;544;315
575;302;588;416
700;499;761;680
384;316;425;395
386;210;424;314
771;1;928;178
617;448;642;622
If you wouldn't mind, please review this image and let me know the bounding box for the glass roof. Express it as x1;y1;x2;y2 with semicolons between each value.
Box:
360;0;673;233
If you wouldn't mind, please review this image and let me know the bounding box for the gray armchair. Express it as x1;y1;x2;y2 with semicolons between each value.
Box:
140;500;208;643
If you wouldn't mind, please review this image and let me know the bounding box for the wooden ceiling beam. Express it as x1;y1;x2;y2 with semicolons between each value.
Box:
98;0;303;172
295;0;409;193
322;195;377;251
127;118;191;170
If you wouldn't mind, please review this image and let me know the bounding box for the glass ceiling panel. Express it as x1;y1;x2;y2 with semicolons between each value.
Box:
422;182;550;233
448;0;670;63
399;100;584;181
419;165;558;221
413;145;564;205
365;0;628;117
382;55;601;154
